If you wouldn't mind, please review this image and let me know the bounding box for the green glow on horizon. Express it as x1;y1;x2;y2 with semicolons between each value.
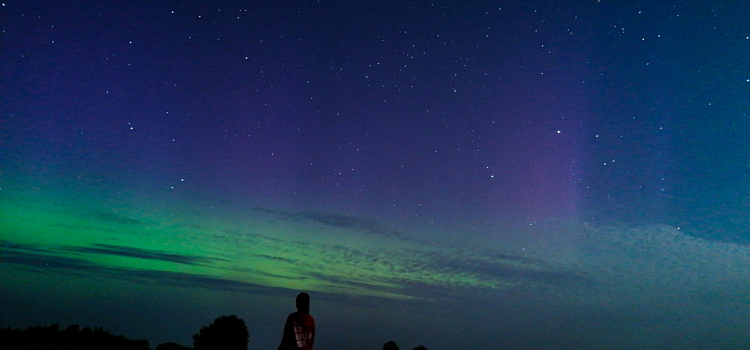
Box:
0;186;549;300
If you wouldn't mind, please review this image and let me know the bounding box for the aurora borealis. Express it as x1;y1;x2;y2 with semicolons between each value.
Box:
2;0;750;349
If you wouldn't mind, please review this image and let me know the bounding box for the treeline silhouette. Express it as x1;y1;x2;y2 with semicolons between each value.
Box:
0;316;428;350
0;323;149;350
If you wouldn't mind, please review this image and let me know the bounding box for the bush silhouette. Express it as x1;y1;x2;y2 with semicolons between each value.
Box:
383;340;400;350
413;346;429;350
193;315;249;350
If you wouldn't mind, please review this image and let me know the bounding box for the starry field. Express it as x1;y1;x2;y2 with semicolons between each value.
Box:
2;1;750;349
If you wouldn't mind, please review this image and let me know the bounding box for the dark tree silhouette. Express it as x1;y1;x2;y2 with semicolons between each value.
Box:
383;340;400;350
193;315;249;350
413;346;429;350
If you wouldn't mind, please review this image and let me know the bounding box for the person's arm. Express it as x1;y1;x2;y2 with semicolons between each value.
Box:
310;317;316;350
277;314;294;350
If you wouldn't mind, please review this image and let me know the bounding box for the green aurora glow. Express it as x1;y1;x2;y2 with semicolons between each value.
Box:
2;186;573;301
3;183;750;349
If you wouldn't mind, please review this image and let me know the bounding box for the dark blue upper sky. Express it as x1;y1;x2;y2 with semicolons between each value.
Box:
5;0;748;238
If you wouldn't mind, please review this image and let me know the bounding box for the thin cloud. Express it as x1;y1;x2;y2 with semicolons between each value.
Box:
88;211;144;225
2;249;97;271
62;244;225;265
1;245;281;293
298;212;403;237
251;207;404;238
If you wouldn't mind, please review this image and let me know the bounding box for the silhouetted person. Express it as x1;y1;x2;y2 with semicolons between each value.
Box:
278;292;316;350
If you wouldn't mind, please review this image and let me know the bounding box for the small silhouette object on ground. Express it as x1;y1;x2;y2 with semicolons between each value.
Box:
155;342;191;350
193;315;249;350
383;341;400;350
277;292;316;350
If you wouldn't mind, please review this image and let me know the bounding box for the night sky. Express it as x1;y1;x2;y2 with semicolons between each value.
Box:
2;1;750;349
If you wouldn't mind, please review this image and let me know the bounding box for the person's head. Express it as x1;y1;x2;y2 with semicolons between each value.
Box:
296;292;310;314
